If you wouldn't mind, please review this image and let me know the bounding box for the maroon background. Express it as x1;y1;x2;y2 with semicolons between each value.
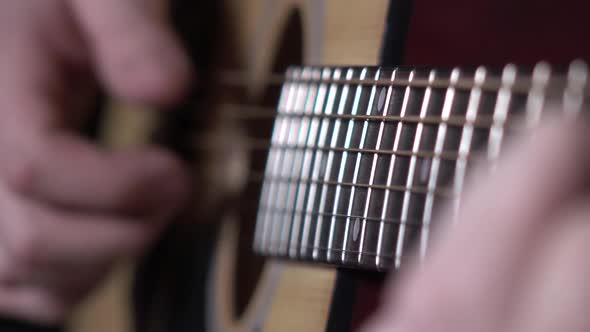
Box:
404;0;590;66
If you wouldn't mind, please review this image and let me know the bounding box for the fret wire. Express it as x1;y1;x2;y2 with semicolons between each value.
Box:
257;68;298;253
437;72;461;219
357;72;391;267
342;69;381;263
327;68;368;262
376;69;411;269
371;75;396;269
446;67;487;257
564;60;588;117
516;63;553;163
266;69;307;253
267;78;300;253
395;70;436;268
274;68;314;254
259;74;290;253
487;65;517;169
313;68;351;259
525;63;551;128
418;69;454;259
279;68;318;255
252;88;284;252
287;68;325;257
300;68;335;258
410;72;439;261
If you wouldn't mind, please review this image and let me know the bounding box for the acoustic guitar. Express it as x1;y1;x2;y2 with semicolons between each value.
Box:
4;0;590;332
187;1;590;332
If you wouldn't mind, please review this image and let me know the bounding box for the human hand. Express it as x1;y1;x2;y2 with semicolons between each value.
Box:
363;119;590;331
0;0;191;324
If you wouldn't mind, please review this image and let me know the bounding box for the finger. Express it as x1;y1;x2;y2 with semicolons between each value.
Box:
0;3;70;133
68;0;192;105
367;120;590;331
0;28;189;216
0;250;108;298
0;185;162;270
423;120;590;309
510;201;590;331
0;233;111;295
0;132;189;216
0;285;70;324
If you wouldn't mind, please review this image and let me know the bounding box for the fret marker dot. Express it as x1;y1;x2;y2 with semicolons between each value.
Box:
420;159;431;184
378;87;387;112
353;217;361;242
319;157;328;178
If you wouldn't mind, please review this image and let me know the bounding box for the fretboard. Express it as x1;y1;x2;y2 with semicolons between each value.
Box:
253;62;589;271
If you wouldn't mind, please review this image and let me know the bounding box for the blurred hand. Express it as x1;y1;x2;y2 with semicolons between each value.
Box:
363;119;590;332
0;0;191;324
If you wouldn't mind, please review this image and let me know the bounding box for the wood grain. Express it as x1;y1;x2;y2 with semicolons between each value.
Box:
262;264;337;332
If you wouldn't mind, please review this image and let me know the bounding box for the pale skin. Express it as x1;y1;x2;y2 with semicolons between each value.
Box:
363;121;590;332
1;1;589;330
0;0;191;323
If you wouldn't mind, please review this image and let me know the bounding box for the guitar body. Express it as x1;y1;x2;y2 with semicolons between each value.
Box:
71;1;590;332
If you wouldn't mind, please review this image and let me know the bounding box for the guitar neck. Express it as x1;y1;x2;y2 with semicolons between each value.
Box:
253;62;589;271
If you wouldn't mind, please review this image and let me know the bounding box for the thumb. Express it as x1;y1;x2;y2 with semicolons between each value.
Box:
69;0;192;105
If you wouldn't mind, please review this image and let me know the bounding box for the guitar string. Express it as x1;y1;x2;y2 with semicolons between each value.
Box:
207;68;579;232
255;207;435;227
221;64;588;264
260;76;588;268
194;139;505;163
262;242;406;261
217;69;590;95
219;104;512;127
218;85;582;192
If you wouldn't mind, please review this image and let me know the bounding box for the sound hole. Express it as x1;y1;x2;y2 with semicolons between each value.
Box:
234;8;304;317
